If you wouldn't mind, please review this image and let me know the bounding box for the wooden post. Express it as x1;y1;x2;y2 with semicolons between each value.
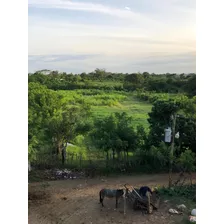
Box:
123;190;126;216
169;113;177;188
130;186;142;199
146;191;151;214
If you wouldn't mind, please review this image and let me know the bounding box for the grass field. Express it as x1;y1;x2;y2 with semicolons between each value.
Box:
92;96;152;128
57;89;152;128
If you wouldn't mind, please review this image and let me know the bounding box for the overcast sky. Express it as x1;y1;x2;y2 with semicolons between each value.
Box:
28;0;195;74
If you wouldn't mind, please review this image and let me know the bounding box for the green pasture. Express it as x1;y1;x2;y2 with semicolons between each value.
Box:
57;89;152;128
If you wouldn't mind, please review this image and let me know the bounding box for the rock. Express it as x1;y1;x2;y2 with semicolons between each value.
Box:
191;209;196;216
189;215;196;222
177;204;187;211
169;209;179;214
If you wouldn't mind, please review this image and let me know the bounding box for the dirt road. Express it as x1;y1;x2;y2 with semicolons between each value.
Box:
28;173;195;224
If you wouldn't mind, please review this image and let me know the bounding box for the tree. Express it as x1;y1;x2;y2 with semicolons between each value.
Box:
94;68;106;81
29;82;61;154
90;115;117;163
46;104;91;164
91;112;137;164
147;96;196;186
176;149;196;184
147;99;181;147
114;112;137;160
124;73;145;91
135;125;147;152
184;74;196;97
28;82;91;164
147;96;196;151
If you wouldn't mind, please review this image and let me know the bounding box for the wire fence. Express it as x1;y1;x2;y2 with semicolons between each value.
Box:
30;151;172;175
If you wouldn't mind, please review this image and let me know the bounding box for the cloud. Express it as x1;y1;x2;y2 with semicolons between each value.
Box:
28;16;195;56
28;54;102;73
28;0;157;25
29;52;195;74
28;0;195;73
28;54;100;62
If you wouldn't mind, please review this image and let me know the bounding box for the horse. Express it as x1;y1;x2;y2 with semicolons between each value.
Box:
99;188;125;208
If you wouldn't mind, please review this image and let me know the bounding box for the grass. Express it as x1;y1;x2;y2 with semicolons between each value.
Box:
57;89;152;128
92;95;152;128
157;184;196;224
28;170;49;182
156;184;196;224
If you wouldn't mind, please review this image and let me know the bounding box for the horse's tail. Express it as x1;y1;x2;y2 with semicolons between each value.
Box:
99;189;103;204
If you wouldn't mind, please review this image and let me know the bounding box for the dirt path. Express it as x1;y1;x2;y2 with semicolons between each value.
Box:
28;173;195;224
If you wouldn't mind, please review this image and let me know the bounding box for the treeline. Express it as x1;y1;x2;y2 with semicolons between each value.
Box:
28;69;196;96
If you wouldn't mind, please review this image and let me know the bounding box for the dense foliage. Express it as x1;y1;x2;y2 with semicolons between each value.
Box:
29;69;196;96
28;69;196;176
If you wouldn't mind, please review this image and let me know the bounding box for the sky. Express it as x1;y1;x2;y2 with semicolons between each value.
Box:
28;0;196;74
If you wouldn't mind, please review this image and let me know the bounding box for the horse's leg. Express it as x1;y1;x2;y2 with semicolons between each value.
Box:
115;197;118;208
123;191;126;216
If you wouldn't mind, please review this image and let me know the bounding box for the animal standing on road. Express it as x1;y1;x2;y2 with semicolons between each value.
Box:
99;188;125;208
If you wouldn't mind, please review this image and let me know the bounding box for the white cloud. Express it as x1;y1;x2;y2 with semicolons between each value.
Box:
28;0;195;72
28;17;195;56
28;0;157;25
29;52;195;74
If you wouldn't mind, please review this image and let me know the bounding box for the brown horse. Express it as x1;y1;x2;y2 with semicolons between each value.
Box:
99;188;125;208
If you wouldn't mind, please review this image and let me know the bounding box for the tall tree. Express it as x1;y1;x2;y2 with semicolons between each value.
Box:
28;82;91;164
46;104;91;164
147;96;196;186
91;112;137;162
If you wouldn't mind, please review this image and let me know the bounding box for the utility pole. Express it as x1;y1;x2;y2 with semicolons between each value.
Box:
169;113;177;188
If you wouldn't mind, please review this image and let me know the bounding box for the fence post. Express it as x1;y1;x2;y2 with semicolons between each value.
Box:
79;154;82;168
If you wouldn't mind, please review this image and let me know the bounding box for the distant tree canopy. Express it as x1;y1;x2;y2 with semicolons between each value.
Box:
28;70;196;97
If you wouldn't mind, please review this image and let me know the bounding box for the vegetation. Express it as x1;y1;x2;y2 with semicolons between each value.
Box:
158;184;196;202
28;69;196;179
158;184;196;224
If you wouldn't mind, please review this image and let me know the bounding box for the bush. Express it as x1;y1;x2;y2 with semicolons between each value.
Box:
158;184;196;202
177;149;196;173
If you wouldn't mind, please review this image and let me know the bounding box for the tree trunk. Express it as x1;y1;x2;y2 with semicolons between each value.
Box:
112;149;115;163
61;143;67;165
62;150;65;165
117;151;121;161
106;151;109;168
57;142;61;155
